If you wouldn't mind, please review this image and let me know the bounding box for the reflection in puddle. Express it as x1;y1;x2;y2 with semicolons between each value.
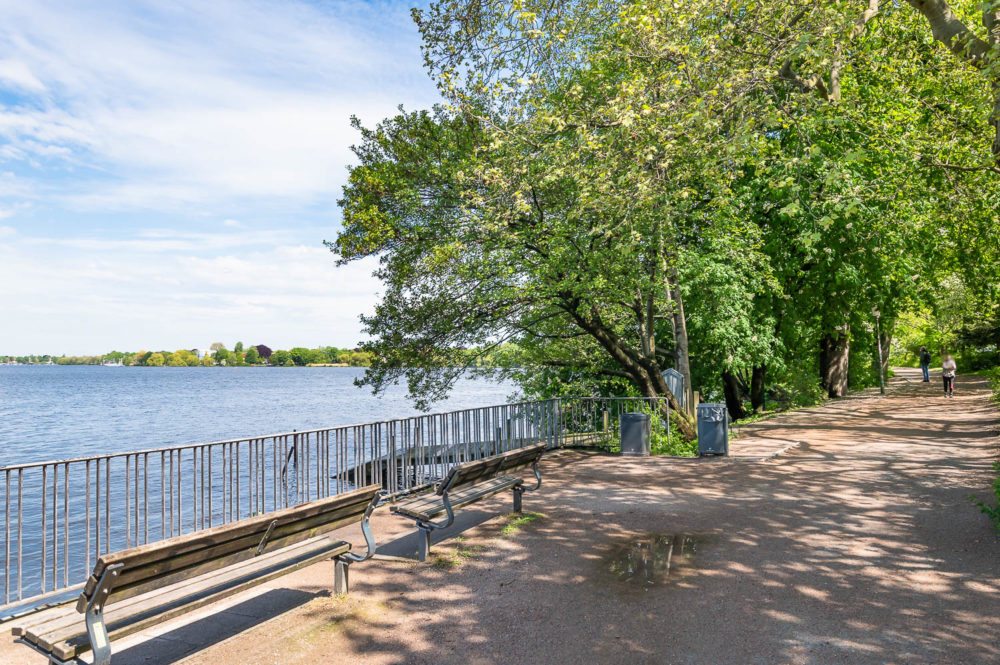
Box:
605;534;707;588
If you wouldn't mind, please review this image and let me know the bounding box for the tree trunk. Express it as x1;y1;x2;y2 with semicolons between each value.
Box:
879;330;891;379
648;368;696;441
750;364;766;413
564;303;697;441
721;369;747;421
820;327;850;398
669;267;693;409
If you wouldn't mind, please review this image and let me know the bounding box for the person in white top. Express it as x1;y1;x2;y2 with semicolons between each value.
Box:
941;353;957;398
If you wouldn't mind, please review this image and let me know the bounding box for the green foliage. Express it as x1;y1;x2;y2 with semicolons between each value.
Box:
500;512;544;536
145;353;164;367
986;367;1000;404
332;0;1000;419
968;369;1000;531
652;417;700;458
244;345;260;364
270;350;292;366
971;461;1000;533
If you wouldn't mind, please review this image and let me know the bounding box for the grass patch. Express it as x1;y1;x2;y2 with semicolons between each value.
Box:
431;538;484;569
970;367;1000;531
500;511;544;536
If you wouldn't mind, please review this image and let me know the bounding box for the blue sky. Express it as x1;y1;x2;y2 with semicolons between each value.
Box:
0;0;439;355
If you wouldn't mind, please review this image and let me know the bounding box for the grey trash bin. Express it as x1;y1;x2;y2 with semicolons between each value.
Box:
620;412;651;456
697;403;729;456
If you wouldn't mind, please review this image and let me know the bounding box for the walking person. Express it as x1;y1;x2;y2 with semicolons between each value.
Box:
919;346;932;382
941;353;957;398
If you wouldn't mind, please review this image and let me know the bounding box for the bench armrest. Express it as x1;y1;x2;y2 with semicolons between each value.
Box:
523;461;542;492
416;490;455;531
339;492;381;563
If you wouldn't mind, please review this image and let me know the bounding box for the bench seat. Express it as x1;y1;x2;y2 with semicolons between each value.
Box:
389;443;545;561
392;475;523;522
16;535;350;662
8;484;382;665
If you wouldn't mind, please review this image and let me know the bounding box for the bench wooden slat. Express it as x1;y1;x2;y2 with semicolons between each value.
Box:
91;485;379;579
18;536;347;650
81;485;379;605
439;444;545;494
10;484;381;663
41;537;351;660
93;499;371;606
393;475;522;521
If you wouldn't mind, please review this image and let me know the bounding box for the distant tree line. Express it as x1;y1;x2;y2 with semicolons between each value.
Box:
1;343;373;367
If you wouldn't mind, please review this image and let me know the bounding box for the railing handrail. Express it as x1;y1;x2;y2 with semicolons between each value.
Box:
0;397;561;472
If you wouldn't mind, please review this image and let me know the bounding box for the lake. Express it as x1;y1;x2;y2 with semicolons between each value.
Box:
0;365;516;467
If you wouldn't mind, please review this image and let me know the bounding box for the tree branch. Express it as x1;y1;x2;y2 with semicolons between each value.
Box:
904;0;991;67
919;157;1000;174
829;1;881;101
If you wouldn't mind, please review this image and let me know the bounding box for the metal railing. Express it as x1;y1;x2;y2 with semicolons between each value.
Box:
0;398;562;608
560;397;671;452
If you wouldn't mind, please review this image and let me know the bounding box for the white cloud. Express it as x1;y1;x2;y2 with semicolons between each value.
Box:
0;233;381;354
0;58;45;92
0;0;439;211
0;1;429;354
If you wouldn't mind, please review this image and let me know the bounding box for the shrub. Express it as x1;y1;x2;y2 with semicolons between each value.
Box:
969;368;1000;531
971;461;1000;532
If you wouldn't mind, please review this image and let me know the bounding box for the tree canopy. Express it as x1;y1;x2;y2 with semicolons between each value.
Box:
334;0;1000;429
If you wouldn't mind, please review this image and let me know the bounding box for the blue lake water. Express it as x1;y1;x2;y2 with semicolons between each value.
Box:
0;365;516;467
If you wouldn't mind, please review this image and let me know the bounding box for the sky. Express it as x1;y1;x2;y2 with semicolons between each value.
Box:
0;0;440;356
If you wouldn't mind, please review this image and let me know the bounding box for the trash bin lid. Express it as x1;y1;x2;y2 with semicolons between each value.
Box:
696;403;728;420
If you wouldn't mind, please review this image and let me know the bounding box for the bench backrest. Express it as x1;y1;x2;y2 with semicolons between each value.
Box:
77;484;381;611
438;443;546;495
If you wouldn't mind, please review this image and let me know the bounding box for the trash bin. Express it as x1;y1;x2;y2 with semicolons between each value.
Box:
697;403;729;456
620;412;651;456
663;368;686;410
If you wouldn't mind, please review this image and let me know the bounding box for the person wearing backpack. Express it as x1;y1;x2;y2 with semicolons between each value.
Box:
919;346;932;382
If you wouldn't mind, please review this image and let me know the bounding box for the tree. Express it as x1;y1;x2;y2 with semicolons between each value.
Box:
146;353;165;367
270;350;292;366
333;0;999;424
244;345;260;364
166;354;187;367
213;348;231;364
287;347;314;366
210;342;226;352
254;345;273;361
234;341;244;354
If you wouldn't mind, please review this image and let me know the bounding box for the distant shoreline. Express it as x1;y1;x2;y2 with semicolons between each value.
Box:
0;363;367;368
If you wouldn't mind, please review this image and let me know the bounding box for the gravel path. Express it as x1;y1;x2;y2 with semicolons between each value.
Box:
4;368;998;665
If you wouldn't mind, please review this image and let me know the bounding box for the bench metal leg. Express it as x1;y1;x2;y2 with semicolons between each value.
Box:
417;525;432;562
85;605;112;665
82;562;121;665
512;486;524;513
334;558;350;595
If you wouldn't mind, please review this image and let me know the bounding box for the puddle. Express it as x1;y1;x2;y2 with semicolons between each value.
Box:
604;534;709;588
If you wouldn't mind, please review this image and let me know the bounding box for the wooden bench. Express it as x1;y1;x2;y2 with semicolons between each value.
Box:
391;443;545;561
9;484;381;665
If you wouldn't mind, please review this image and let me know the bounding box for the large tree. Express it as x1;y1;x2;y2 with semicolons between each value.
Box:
334;0;999;423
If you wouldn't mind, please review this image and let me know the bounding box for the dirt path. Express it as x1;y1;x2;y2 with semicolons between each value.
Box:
4;368;998;665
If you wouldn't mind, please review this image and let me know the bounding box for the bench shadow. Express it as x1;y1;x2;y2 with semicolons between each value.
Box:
111;588;319;664
376;508;500;559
